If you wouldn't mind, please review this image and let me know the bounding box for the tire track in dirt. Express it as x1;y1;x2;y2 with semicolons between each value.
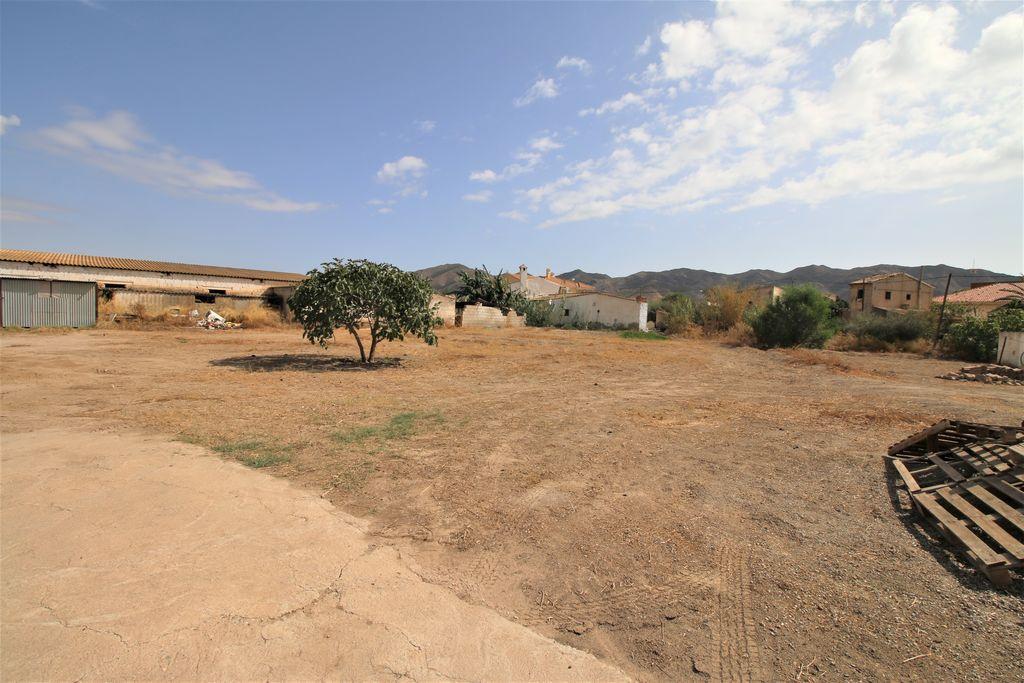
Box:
713;544;765;683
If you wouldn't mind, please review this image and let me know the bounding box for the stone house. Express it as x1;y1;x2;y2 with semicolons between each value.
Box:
849;272;934;314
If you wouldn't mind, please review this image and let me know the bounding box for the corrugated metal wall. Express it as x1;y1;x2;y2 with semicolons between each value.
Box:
1;278;97;328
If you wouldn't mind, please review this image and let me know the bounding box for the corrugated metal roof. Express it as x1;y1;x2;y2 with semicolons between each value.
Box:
0;249;306;282
935;281;1024;304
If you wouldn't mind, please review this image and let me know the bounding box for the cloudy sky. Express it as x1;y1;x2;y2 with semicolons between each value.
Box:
1;1;1021;275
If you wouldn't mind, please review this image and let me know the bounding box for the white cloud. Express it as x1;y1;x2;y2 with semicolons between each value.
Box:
854;1;895;28
524;5;1023;227
514;78;559;107
499;210;527;221
636;36;652;57
376;155;427;183
35;110;323;212
469;169;499;183
377;206;393;214
0;114;22;135
367;198;397;214
580;91;649;117
462;190;494;203
468;133;563;184
415;120;437;133
556;56;590;73
529;135;563;152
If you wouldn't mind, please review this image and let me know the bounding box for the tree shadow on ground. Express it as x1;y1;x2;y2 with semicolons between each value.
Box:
210;354;402;373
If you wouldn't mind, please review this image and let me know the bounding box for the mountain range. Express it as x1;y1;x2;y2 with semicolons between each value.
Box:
415;263;1018;301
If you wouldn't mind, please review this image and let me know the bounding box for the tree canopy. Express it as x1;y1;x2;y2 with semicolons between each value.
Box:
288;259;438;363
454;266;530;314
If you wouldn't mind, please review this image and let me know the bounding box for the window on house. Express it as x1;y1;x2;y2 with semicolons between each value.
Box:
884;291;892;300
906;293;912;301
208;288;227;295
856;288;864;299
104;283;127;289
195;293;216;304
563;309;570;316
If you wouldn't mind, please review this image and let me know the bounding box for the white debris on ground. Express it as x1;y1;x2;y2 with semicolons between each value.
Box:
196;310;241;330
939;364;1024;386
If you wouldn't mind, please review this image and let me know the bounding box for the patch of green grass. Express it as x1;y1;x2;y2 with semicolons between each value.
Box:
239;452;291;468
331;411;444;446
620;330;668;341
211;439;293;468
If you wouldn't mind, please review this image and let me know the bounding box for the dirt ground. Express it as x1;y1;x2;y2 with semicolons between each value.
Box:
2;325;1022;681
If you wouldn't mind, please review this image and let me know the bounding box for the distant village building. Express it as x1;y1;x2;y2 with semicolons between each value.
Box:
849;272;934;314
741;285;783;308
0;249;304;327
935;281;1023;318
504;265;594;298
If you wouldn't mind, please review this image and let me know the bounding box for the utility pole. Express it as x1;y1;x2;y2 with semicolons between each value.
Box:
916;266;923;310
933;273;953;349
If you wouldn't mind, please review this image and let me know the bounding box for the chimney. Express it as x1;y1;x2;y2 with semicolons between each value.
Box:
519;264;528;289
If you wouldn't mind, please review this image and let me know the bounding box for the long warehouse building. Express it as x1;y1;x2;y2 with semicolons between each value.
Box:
0;249;306;328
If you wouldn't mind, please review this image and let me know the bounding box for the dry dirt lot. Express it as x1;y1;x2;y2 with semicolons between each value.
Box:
2;325;1023;681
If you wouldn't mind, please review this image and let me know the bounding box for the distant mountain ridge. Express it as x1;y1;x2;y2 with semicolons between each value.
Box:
416;263;1017;300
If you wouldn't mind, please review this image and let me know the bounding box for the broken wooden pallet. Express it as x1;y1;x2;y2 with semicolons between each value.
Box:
887;419;1023;460
889;419;1024;587
910;472;1024;587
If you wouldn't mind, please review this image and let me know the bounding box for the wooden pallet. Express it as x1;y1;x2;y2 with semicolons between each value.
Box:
891;442;1024;492
910;471;1024;587
887;419;1023;460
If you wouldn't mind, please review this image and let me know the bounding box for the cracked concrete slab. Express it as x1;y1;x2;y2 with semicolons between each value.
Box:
1;427;626;681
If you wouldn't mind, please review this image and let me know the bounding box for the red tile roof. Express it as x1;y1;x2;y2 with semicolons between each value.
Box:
935;281;1024;304
0;249;306;282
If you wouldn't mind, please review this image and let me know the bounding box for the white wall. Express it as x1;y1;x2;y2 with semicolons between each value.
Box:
997;331;1024;368
0;261;295;297
547;293;646;330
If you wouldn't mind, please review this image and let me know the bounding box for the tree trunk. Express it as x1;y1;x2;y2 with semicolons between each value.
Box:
349;327;367;363
367;334;379;363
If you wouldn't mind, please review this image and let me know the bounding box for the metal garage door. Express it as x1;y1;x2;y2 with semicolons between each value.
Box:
0;278;97;328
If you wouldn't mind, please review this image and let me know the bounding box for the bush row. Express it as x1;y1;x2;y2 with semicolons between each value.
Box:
650;285;1024;362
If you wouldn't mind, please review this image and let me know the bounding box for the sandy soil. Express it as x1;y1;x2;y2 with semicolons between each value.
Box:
2;325;1022;681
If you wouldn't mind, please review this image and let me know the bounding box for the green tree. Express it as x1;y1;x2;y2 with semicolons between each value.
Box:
454;266;530;314
288;259;439;363
751;284;837;348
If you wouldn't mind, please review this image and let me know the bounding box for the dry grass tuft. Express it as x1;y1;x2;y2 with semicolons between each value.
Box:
720;321;756;347
781;348;852;373
221;304;285;329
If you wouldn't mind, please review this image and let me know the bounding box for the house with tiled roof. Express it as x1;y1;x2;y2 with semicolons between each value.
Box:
503;264;595;298
849;272;934;314
935;281;1023;318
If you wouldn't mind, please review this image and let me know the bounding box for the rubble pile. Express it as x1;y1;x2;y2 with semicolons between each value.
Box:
939;364;1024;385
196;310;241;330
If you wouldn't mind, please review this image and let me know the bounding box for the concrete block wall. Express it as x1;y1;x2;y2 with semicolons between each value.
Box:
431;295;457;327
459;304;508;328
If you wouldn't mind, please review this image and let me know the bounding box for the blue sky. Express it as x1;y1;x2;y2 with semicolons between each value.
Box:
1;1;1021;276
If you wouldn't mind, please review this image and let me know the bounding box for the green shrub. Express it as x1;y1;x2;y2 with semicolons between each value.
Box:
523;300;553;327
653;293;696;333
751;285;837;348
943;306;1024;362
845;312;930;344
